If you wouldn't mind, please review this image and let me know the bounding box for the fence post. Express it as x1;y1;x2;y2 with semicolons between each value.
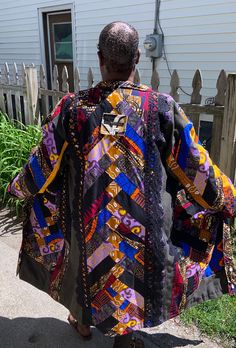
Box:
4;63;14;119
13;62;22;122
219;74;236;182
0;65;6;114
25;66;38;124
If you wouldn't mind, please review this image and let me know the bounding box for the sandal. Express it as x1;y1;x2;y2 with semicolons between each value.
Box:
67;314;92;340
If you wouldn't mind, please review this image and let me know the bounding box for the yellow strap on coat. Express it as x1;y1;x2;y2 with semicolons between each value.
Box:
38;141;68;194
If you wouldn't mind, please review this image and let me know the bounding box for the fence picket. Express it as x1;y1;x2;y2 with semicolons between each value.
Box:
4;63;14;119
0;66;6;113
87;67;94;88
191;69;202;105
52;65;60;108
74;67;81;91
62;65;69;93
215;69;227;106
151;68;160;91
13;63;22;122
39;64;49;117
134;69;140;85
170;69;179;102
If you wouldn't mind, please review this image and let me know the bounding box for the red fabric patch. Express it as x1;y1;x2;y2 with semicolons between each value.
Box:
104;274;117;290
84;192;106;226
169;262;184;318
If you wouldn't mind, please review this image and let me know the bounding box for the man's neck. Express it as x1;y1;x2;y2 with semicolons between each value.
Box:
102;69;136;84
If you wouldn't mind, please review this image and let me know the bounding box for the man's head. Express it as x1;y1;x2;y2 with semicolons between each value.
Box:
98;21;140;81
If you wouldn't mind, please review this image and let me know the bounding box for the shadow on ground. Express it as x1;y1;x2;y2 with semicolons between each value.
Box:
138;331;203;348
0;316;204;348
0;208;22;237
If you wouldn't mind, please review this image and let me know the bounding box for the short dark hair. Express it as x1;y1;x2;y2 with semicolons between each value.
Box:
98;21;139;73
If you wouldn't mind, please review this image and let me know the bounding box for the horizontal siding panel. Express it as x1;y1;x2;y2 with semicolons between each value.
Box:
76;0;153;11
76;3;154;19
76;16;155;28
161;13;236;27
166;33;236;45
0;0;69;11
163;23;236;36
161;1;236;18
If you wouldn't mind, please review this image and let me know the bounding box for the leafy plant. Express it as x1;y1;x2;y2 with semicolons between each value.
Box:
0;112;41;214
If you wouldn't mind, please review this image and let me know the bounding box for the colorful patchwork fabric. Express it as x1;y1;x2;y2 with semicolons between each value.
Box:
8;81;236;336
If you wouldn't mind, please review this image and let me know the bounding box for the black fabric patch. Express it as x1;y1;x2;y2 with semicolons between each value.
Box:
119;270;145;297
83;172;113;213
89;256;116;287
115;191;146;226
202;166;218;205
96;316;118;333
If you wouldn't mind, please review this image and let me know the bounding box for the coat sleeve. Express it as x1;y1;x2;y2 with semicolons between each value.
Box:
159;94;236;218
8;94;73;199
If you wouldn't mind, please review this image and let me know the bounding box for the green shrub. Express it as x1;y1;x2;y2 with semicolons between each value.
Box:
0;112;41;213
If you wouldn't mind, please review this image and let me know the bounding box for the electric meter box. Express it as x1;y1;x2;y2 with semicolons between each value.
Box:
144;33;163;58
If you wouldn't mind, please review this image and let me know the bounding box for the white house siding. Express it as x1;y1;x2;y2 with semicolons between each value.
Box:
0;0;74;80
0;0;236;102
158;0;236;102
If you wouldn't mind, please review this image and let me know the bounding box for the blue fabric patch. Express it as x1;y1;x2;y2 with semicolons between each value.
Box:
203;265;214;278
33;198;47;228
96;209;112;232
178;123;194;170
44;231;63;243
115;173;136;196
92;307;97;314
120;300;130;310
106;287;117;297
125;124;146;155
30;155;46;189
180;242;191;257
119;241;137;260
209;245;223;273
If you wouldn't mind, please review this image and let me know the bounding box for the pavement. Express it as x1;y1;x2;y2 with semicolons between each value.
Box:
0;208;224;348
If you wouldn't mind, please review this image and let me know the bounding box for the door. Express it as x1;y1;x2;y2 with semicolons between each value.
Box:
44;11;74;91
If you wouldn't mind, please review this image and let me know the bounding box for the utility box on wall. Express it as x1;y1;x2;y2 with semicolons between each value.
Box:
144;33;163;59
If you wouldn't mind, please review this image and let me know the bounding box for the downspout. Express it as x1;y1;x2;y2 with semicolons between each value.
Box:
154;0;161;35
153;0;162;72
143;0;163;72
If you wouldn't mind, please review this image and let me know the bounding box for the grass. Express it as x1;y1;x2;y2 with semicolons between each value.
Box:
0;112;41;213
181;295;236;347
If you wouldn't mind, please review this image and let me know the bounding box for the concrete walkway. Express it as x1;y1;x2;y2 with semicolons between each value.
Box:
0;209;222;348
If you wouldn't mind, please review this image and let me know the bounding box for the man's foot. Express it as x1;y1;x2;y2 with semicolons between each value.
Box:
67;313;92;340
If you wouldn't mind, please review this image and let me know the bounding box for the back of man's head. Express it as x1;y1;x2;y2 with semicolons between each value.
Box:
98;21;139;73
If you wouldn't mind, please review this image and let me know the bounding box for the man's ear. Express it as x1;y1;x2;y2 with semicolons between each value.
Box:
97;51;105;67
135;49;141;65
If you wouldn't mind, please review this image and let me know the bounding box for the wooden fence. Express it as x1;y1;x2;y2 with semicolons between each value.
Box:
0;62;236;180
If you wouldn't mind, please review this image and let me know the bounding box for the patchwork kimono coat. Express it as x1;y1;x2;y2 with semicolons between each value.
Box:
9;81;236;336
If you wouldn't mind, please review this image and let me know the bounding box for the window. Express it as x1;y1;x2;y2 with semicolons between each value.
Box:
53;22;73;61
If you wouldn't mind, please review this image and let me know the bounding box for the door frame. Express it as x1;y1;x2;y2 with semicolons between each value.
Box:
38;4;76;89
